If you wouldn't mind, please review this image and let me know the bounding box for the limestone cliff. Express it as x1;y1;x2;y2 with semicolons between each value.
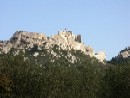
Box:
118;47;130;58
0;30;106;62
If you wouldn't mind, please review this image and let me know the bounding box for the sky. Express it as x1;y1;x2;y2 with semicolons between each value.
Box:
0;0;130;60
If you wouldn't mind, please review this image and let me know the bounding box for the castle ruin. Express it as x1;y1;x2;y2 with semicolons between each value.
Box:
0;30;106;62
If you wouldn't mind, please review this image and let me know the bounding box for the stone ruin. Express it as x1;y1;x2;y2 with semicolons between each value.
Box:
0;30;106;62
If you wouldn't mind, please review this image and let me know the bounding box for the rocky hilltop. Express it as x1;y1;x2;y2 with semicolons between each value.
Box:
0;30;106;62
118;47;130;58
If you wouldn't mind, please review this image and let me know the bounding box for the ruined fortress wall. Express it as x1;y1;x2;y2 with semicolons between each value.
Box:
58;30;81;43
0;30;106;62
75;35;81;43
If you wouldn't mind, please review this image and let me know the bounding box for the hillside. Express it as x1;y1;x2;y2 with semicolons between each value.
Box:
0;30;130;98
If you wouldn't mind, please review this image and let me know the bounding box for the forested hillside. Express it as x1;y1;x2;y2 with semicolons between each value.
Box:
0;47;130;98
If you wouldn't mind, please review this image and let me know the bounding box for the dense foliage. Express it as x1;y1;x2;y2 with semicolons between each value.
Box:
0;47;130;98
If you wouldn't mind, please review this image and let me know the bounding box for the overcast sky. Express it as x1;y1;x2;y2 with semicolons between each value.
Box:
0;0;130;60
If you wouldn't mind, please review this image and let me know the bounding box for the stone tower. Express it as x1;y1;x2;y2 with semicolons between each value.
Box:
75;35;81;43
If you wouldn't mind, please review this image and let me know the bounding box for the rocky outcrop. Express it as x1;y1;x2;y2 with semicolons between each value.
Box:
118;47;130;58
95;51;106;62
10;31;47;48
0;29;106;62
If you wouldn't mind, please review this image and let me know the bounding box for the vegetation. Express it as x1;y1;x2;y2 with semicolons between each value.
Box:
0;47;130;98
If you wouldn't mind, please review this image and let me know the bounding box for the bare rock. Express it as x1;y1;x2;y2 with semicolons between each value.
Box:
118;47;130;58
0;29;106;62
95;51;106;62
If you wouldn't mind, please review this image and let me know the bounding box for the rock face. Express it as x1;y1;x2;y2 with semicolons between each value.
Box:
95;51;106;62
0;29;106;62
118;47;130;58
10;31;47;48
